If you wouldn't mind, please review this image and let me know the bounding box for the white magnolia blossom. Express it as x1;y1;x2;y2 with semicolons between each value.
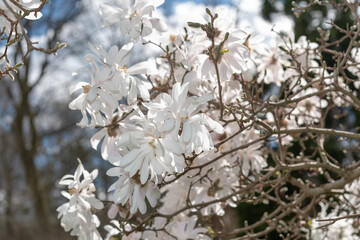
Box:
100;0;167;42
107;170;160;214
112;110;186;183
283;35;320;79
159;177;193;213
0;0;43;23
292;87;328;125
308;203;360;240
189;5;242;44
218;126;267;177
104;220;141;240
256;45;289;86
324;75;355;107
69;42;157;127
348;47;360;89
234;128;267;176
191;176;231;216
144;82;224;154
90;105;133;161
57;159;104;240
196;31;250;81
170;216;210;240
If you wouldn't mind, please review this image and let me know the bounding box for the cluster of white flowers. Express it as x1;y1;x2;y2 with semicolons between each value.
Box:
99;0;167;42
57;159;104;240
59;0;360;239
307;202;360;240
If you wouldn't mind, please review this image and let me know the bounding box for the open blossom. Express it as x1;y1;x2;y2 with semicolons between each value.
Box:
170;216;210;240
107;170;160;214
104;221;141;240
281;34;320;79
144;82;224;154
57;159;104;240
69;42;157;127
85;42;157;104
159;177;194;213
308;203;360;240
189;6;242;44
235;128;267;176
69;77;118;128
292;88;328;125
191;151;241;216
197;32;250;81
256;45;289;86
112;110;185;182
348;48;360;89
90;105;133;162
218;125;267;177
100;0;167;42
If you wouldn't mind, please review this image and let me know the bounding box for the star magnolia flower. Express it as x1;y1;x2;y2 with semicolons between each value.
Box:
144;82;224;154
281;34;320;79
348;48;360;89
308;203;360;240
219;125;267;176
197;31;250;81
100;0;167;42
107;170;160;214
159;178;194;213
56;205;102;240
85;42;157;104
292;88;328;125
190;6;243;45
234;128;267;176
69;77;118;128
113;110;185;183
90;106;133;162
104;221;141;240
57;159;104;240
191;151;240;216
170;216;210;240
256;46;289;86
58;159;104;210
69;42;157;127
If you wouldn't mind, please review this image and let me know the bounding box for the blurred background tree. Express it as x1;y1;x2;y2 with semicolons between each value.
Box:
0;1;108;239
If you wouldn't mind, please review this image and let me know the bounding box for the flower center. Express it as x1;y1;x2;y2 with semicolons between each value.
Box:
148;138;156;148
305;101;314;112
68;188;77;195
244;39;253;52
169;34;176;42
82;85;91;94
116;64;127;73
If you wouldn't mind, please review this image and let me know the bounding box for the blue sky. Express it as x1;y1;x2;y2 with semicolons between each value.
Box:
160;0;232;15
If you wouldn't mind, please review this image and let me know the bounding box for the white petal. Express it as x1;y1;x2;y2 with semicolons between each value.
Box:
127;59;157;75
140;156;150;184
120;148;142;167
90;129;106;150
86;196;104;210
161;139;184;155
181;121;191;143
